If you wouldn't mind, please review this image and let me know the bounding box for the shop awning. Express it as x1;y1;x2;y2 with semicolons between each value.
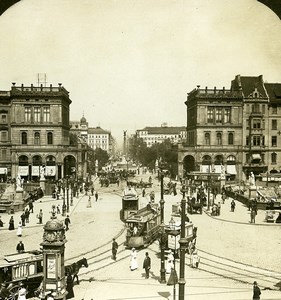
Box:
226;165;237;175
251;154;261;162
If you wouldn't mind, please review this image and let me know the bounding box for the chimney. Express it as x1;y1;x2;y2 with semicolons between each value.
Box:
214;86;216;94
205;86;208;94
222;86;225;93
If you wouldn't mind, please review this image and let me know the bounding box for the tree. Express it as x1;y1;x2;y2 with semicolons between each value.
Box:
87;146;110;174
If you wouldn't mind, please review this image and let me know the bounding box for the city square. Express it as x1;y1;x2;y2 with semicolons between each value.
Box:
0;1;281;300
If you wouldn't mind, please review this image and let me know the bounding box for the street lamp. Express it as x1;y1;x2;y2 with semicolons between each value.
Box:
66;176;69;213
159;168;166;284
178;184;191;300
167;217;179;300
62;182;66;216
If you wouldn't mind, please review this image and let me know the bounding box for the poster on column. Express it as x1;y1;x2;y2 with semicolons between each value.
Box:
18;166;28;176
46;166;56;176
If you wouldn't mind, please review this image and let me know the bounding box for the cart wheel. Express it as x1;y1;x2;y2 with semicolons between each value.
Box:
8;284;20;300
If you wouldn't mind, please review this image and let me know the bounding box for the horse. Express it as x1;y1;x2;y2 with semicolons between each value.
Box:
65;257;88;285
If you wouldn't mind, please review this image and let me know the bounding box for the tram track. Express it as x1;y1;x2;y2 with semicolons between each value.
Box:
64;188;281;291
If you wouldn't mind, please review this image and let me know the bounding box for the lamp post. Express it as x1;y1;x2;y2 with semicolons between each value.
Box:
70;178;73;206
62;182;66;216
178;184;189;300
168;217;179;300
66;176;69;213
159;168;166;284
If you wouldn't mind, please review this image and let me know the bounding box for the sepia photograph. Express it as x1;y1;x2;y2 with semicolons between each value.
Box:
0;0;281;299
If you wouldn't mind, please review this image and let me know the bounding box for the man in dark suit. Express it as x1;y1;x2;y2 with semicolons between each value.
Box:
253;281;261;300
143;252;151;279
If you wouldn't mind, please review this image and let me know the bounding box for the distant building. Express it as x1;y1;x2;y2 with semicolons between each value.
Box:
136;123;186;147
178;74;281;181
88;127;112;152
70;117;113;153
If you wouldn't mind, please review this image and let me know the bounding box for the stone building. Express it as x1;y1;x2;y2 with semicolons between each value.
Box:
178;75;281;182
136;124;186;147
0;83;86;181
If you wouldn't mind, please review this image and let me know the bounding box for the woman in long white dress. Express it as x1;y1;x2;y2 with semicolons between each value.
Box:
17;221;23;237
166;249;174;274
130;248;138;271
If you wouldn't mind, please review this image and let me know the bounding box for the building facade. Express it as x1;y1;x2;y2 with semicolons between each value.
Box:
136;124;187;147
178;75;281;182
0;83;86;181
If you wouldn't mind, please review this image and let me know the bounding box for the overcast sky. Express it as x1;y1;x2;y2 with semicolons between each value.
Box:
0;0;280;146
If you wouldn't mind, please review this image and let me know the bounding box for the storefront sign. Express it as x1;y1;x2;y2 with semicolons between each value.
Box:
46;166;56;176
18;166;28;176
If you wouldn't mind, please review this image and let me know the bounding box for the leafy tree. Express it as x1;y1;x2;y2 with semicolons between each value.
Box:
87;146;110;174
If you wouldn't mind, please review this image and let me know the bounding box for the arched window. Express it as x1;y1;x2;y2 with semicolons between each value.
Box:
271;153;277;164
47;132;53;145
216;132;222;145
205;133;210;145
228;133;234;145
34;132;40;145
21;132;27;145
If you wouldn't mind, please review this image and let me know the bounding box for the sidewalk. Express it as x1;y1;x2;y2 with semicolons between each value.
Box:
205;194;280;226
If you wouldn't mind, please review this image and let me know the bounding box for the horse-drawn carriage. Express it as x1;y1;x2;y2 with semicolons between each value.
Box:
0;249;88;299
0;250;43;299
187;197;203;214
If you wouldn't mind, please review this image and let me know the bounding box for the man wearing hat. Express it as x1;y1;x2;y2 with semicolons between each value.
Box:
253;281;261;300
0;283;10;299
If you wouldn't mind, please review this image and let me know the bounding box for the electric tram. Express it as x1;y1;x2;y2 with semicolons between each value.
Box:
120;186;139;221
124;203;161;248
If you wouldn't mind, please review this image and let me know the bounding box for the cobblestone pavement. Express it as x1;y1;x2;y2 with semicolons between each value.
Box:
1;174;281;299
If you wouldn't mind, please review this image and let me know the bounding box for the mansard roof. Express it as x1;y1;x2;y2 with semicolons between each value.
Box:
264;83;281;104
231;75;267;98
137;126;186;134
88;127;110;134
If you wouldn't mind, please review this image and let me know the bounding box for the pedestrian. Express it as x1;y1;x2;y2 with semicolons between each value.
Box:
191;250;200;268
9;216;15;230
66;273;74;299
16;241;25;253
57;204;61;214
253;281;261;300
18;282;27;300
37;209;43;224
64;215;71;231
0;283;10;299
142;187;146;197
28;200;34;213
91;186;94;196
250;208;256;223
217;202;221;215
95;191;98;202
112;238;118;261
17;221;23;237
0;216;4;227
231;200;236;212
20;212;26;226
130;248;138;271
143;252;151;278
24;208;30;224
166;249;174;274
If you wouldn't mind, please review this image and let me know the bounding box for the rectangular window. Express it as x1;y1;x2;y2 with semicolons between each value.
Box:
216;108;222;123
1;131;7;142
252;119;261;129
262;105;265;114
1;149;6;160
272;136;277;147
224;108;231;123
253;136;261;146
34;107;41;123
24;107;31;122
272;120;277;130
207;107;214;123
272;105;277;114
43;106;50;122
1;114;7;123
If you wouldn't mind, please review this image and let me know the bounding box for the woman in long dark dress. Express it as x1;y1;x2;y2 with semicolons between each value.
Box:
9;216;15;230
66;274;74;299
